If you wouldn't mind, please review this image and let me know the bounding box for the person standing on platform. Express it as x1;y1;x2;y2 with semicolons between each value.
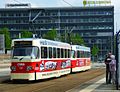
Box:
104;52;112;84
109;55;116;84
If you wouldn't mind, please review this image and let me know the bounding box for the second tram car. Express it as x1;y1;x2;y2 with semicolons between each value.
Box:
71;45;91;72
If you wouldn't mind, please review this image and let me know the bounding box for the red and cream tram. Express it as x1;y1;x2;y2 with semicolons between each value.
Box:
10;38;71;80
10;38;91;81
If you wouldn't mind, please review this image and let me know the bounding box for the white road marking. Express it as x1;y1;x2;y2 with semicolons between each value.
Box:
0;68;10;72
79;78;105;92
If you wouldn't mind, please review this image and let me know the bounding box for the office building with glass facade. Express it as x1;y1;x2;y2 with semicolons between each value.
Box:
0;6;114;58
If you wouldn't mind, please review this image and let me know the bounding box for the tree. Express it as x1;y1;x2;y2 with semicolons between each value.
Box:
71;33;85;45
43;28;57;40
43;29;85;45
21;30;33;38
91;45;99;62
60;32;85;45
0;28;11;50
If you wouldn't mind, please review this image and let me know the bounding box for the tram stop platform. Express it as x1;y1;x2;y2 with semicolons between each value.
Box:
66;74;120;92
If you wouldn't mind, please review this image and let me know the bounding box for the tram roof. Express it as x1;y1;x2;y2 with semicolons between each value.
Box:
12;38;71;48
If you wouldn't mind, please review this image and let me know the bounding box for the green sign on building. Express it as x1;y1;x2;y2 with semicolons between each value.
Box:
83;0;111;7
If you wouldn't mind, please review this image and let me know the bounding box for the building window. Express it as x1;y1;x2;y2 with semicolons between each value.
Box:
23;13;28;16
61;19;66;23
91;39;96;43
1;13;6;17
51;12;58;16
45;12;50;16
76;12;81;16
61;12;67;16
68;12;74;16
16;13;21;17
8;13;14;16
16;20;21;23
23;20;28;23
105;11;112;15
3;20;7;24
68;19;73;23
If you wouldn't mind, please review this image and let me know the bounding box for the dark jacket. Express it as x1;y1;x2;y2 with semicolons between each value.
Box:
104;56;111;70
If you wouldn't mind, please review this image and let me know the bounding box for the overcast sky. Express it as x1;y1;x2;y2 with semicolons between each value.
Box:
0;0;120;32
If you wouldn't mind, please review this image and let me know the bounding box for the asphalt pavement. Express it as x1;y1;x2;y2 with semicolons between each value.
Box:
0;59;10;77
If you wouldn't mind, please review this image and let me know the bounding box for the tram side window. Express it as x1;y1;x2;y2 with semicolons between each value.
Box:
65;49;67;58
83;51;85;58
57;48;60;58
86;51;89;58
82;51;85;58
86;51;88;58
77;51;80;58
68;49;71;58
49;47;52;58
83;51;85;57
88;52;91;58
71;50;75;58
85;51;87;57
89;52;91;57
84;51;86;57
53;47;56;58
80;51;84;58
41;47;47;58
61;48;64;58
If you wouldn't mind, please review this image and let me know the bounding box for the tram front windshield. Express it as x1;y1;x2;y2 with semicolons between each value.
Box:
12;46;39;59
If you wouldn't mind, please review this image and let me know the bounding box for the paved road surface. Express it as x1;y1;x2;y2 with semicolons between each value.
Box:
0;69;105;92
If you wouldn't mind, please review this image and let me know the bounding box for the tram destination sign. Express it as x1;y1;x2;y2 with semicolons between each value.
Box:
14;41;32;46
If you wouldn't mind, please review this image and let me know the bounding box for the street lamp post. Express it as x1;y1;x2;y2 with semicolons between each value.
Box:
115;30;120;90
67;26;75;44
101;39;102;59
57;9;61;41
29;9;45;38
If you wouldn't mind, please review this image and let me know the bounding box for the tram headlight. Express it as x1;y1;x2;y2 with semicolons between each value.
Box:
10;66;16;71
26;66;33;71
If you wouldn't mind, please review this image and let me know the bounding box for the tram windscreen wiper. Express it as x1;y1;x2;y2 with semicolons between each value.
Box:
19;56;25;61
